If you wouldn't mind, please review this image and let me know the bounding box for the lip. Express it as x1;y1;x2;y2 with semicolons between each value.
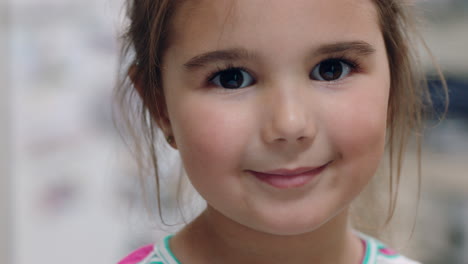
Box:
249;162;331;189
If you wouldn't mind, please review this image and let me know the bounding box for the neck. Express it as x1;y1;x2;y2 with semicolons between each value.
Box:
172;206;363;264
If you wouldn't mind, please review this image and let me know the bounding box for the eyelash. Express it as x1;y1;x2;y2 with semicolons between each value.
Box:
329;55;362;73
205;64;252;85
204;55;362;87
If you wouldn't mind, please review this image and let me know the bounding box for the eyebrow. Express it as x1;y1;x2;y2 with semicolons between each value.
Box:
313;41;376;57
183;41;376;70
183;48;256;69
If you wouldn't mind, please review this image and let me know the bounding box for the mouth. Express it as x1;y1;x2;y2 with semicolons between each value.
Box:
248;162;331;189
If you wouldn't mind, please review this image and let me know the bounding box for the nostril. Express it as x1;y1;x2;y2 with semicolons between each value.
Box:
297;136;306;141
275;138;287;143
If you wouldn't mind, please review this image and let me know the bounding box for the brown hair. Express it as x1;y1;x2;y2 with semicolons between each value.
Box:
114;0;447;226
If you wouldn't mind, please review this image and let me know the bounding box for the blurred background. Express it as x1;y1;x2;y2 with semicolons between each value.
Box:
1;0;467;263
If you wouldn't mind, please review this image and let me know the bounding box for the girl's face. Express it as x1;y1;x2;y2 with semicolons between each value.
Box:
161;0;390;235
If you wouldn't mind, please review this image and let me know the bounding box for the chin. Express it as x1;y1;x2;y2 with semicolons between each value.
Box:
246;212;331;236
246;204;349;237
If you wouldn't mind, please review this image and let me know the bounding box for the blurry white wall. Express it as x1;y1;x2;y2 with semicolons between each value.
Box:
1;0;12;263
419;0;468;76
9;1;137;263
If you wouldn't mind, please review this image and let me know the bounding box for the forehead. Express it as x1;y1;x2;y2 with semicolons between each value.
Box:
168;0;381;58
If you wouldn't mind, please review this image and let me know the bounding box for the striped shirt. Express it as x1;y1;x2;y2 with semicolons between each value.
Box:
117;233;421;264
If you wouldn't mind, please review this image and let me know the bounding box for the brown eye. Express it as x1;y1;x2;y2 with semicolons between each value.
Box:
310;59;351;81
210;68;255;89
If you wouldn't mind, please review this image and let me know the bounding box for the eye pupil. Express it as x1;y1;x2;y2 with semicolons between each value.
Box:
210;67;254;89
319;60;343;81
220;69;244;89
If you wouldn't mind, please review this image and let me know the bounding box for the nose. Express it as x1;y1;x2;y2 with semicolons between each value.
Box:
262;85;317;145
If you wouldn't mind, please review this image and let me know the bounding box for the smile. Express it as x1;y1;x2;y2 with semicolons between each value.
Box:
248;162;331;189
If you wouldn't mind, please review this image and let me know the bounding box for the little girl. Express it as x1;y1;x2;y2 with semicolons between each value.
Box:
116;0;442;263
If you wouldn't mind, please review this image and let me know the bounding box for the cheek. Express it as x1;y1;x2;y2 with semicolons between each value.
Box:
320;80;390;202
326;82;390;166
169;98;250;173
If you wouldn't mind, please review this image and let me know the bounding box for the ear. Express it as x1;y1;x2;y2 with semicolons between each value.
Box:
158;116;178;149
128;65;178;149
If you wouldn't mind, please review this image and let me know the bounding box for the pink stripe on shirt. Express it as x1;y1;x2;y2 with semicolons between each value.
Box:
118;245;154;264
